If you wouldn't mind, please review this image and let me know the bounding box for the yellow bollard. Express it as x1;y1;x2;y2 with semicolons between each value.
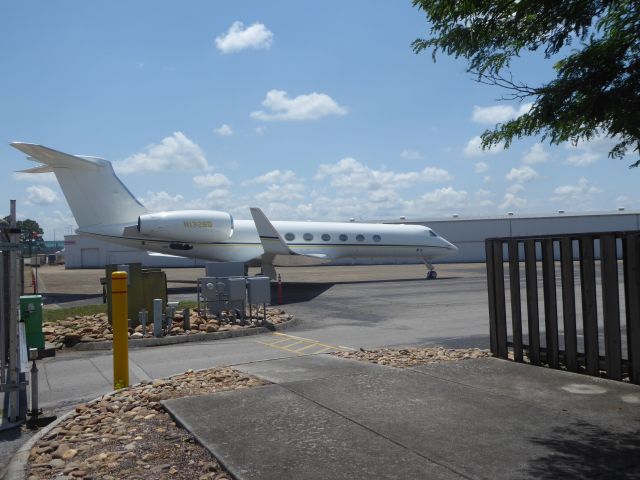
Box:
111;271;129;389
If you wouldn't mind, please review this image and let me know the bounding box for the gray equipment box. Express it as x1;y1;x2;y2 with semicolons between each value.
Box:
205;262;246;278
223;277;247;302
247;276;271;304
200;277;226;300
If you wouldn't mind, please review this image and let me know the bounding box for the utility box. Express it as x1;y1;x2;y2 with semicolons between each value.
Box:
20;295;44;349
247;276;271;304
200;277;225;300
224;277;247;302
205;262;247;278
105;263;167;326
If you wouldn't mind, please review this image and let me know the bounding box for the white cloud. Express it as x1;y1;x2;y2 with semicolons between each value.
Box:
250;90;347;121
521;143;549;164
615;195;633;207
115;132;210;174
315;157;451;190
475;189;495;207
214;124;234;136
244;169;297;185
483;175;492;184
255;183;305;203
474;162;489;173
506;165;538;183
552;177;601;202
463;136;503;157
564;135;617;166
13;172;56;183
25;185;59;205
139;191;185;211
506;183;525;194
419;187;468;208
255;126;266;135
471;103;532;125
401;149;423;160
193;173;231;189
499;193;527;210
215;21;273;54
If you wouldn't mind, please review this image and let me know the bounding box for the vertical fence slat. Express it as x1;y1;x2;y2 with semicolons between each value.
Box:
600;234;622;380
623;234;640;384
580;236;599;376
524;239;540;365
542;239;559;368
493;240;508;359
485;240;498;356
560;238;578;372
508;239;523;362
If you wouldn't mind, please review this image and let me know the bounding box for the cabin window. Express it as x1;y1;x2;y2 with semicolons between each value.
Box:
356;234;365;242
373;234;381;242
429;230;438;237
321;233;331;241
303;233;314;241
339;234;348;241
285;233;295;241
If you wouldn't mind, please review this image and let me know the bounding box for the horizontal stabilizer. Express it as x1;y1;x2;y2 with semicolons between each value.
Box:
10;142;148;228
10;143;110;169
18;164;54;174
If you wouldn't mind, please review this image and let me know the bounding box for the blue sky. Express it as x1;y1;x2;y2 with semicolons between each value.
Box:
1;1;636;239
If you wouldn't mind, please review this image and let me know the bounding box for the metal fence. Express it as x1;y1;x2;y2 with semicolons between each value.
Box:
485;231;640;384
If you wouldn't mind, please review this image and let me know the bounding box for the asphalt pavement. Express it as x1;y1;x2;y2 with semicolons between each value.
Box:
164;355;640;480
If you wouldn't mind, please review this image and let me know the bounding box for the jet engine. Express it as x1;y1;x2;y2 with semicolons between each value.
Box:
137;210;233;243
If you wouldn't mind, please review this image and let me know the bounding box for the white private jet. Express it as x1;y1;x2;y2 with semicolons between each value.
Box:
10;143;458;279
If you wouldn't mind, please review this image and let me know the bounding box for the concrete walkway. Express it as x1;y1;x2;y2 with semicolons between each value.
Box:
163;356;640;480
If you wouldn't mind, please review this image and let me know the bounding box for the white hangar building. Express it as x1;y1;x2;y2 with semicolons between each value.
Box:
62;210;640;268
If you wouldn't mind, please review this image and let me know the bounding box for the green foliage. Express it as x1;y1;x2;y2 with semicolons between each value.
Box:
2;216;45;252
412;0;640;166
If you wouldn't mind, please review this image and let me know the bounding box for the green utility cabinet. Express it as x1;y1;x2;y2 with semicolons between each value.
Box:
104;263;167;326
20;295;44;349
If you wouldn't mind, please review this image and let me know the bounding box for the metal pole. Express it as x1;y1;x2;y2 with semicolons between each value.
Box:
153;299;163;338
7;200;20;422
182;308;190;331
29;352;40;419
112;271;129;389
0;254;5;385
139;309;147;337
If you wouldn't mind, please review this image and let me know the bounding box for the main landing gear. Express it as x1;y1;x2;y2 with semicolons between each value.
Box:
424;260;438;280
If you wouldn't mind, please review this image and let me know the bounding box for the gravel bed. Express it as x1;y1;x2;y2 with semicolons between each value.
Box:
333;346;491;368
26;368;267;480
43;308;292;349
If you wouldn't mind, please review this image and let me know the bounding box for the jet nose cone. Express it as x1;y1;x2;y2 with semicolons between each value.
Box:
448;242;459;252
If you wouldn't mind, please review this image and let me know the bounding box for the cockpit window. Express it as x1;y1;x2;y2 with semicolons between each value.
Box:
429;230;438;237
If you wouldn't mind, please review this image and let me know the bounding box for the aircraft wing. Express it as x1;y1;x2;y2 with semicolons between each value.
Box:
250;207;331;262
250;207;295;255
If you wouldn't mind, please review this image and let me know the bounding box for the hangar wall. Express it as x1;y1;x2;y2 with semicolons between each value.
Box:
63;235;206;269
62;210;640;268
403;211;640;263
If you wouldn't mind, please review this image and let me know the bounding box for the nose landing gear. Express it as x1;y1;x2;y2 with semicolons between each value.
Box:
423;260;438;280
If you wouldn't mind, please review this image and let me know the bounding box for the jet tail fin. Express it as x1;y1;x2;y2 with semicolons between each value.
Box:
10;142;148;228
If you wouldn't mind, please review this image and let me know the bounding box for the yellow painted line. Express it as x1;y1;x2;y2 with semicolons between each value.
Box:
315;346;336;354
293;343;322;353
254;339;304;355
255;332;343;355
271;333;341;352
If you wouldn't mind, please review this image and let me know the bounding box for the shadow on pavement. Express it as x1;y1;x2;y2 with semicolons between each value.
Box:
524;421;640;479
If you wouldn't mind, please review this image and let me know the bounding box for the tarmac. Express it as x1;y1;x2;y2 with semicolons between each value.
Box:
163;355;640;480
4;263;640;478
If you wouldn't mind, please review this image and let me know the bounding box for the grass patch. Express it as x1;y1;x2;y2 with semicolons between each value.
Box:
177;300;198;310
44;304;107;323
